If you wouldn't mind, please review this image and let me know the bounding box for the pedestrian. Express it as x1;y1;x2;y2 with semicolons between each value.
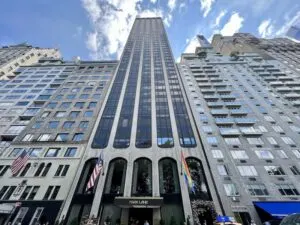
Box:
144;220;149;225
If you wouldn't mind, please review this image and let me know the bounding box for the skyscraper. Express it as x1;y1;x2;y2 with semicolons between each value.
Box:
179;35;300;225
0;43;60;80
61;18;222;225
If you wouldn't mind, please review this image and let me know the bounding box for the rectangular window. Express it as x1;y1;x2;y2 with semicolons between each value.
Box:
277;150;288;159
12;207;29;225
3;186;16;200
88;102;97;109
20;186;32;200
207;137;218;145
231;151;248;159
37;134;51;142
292;150;300;158
64;147;77;157
79;121;89;129
217;165;229;176
224;138;241;145
74;102;85;109
72;133;84;142
84;111;93;117
69;111;80;118
59;102;71;109
27;186;39;200
48;121;59;129
28;148;43;157
9;148;23;157
281;137;295;145
29;207;44;225
247;184;269;196
50;186;60;200
43;186;53;200
247;138;264;145
41;111;50;118
277;184;299;196
255;150;274;159
0;186;9;199
272;126;284;133
237;166;258;176
22;134;34;142
45;148;60;157
264;166;285;175
63;121;75;129
55;133;68;142
211;150;224;159
55;111;66;118
267;137;278;145
224;183;239;196
290;166;300;175
32;122;42;129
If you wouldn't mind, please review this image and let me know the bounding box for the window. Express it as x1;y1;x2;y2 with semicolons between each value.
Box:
22;134;34;142
55;165;69;176
247;184;269;196
79;121;89;129
231;151;248;159
258;126;268;132
293;150;300;158
6;125;26;134
60;102;71;109
55;133;68;142
48;121;59;129
272;126;284;133
255;150;274;159
84;111;93;117
281;137;295;145
47;102;57;109
276;184;299;196
41;163;51;177
69;111;80;118
2;186;16;200
9;148;23;157
32;122;42;129
224;183;239;196
29;207;44;225
224;138;241;145
41;111;50;118
12;207;29;225
63;121;74;129
207;137;218;145
88;102;97;109
0;166;10;176
247;138;264;145
264;166;285;175
43;186;53;200
237;166;258;176
65;147;77;157
266;137;278;145
55;95;63;100
50;186;60;199
217;165;229;176
80;94;89;99
45;148;60;157
277;150;288;159
34;163;45;177
0;186;9;199
202;126;213;133
37;134;51;142
264;115;275;122
74;102;84;109
66;94;76;99
211;150;224;159
72;133;84;142
20;186;32;199
55;111;66;118
290;166;300;175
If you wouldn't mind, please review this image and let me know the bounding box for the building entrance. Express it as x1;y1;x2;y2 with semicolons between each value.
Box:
129;208;152;225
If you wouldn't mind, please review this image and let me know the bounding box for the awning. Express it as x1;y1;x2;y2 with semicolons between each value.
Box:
254;201;300;217
114;197;163;208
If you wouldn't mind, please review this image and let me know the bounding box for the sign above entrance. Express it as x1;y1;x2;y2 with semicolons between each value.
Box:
114;197;163;208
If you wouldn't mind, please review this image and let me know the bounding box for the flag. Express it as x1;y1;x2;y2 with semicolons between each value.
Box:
181;152;195;193
11;150;29;175
86;153;103;192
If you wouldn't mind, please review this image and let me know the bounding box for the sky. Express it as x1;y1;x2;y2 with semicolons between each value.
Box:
0;0;299;61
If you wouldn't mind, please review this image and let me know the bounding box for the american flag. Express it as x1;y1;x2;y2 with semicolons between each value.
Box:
86;153;103;192
11;150;29;175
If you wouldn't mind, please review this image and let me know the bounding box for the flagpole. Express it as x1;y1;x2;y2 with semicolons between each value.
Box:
102;152;105;176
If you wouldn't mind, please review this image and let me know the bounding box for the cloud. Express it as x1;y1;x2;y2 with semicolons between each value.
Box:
220;12;244;36
149;0;157;3
179;2;187;13
200;0;215;17
184;36;199;53
276;11;300;36
168;0;176;11
258;19;274;38
213;10;227;28
73;26;83;38
81;0;172;59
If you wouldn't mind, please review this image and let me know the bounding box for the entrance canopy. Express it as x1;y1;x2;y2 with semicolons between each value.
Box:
254;201;300;217
114;197;163;208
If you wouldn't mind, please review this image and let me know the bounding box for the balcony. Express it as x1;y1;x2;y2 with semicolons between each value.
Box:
284;93;300;99
201;89;215;94
211;109;229;116
239;127;262;136
270;81;284;87
230;109;248;116
286;82;300;87
204;95;219;100
224;101;242;108
220;95;236;101
235;118;256;125
219;128;240;136
215;118;235;125
277;87;292;93
258;72;271;77
207;102;223;108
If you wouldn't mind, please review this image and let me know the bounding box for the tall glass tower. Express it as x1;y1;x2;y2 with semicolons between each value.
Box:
63;18;222;225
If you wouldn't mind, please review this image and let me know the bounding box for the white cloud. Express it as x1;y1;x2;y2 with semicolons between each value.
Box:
184;36;199;53
168;0;177;11
276;11;300;36
220;12;244;36
81;0;173;59
179;2;187;12
258;19;274;38
213;10;227;28
200;0;215;17
149;0;157;3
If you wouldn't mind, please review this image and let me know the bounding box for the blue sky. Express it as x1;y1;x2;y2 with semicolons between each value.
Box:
0;0;299;61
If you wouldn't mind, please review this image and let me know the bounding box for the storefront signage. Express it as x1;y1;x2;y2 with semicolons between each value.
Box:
114;197;163;208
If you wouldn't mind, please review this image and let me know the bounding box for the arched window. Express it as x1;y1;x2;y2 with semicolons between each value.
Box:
41;163;51;177
159;158;180;194
19;163;31;177
186;158;211;200
104;158;127;195
34;163;45;176
132;158;152;196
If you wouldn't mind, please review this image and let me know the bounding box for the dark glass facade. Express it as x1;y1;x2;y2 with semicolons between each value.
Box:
92;18;196;149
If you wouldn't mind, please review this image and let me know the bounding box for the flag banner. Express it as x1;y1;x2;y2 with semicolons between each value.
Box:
86;152;103;192
181;152;195;193
11;150;29;175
